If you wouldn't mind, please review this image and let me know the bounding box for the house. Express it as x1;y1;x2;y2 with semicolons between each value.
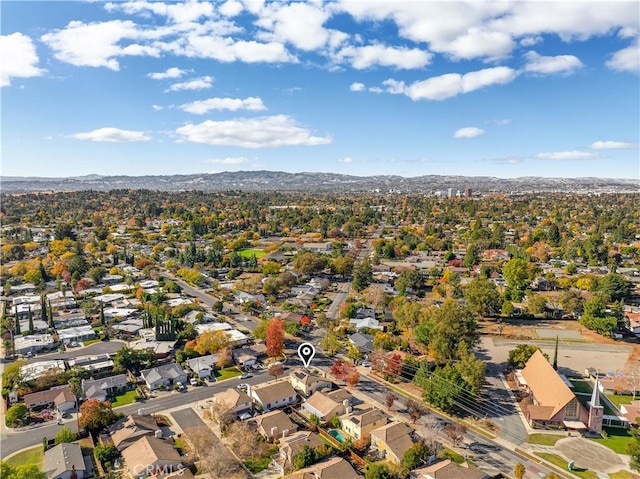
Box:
120;436;182;478
57;325;96;345
349;317;383;331
292;456;361;479
233;347;259;368
43;442;87;479
342;407;388;440
413;459;489;479
21;360;66;382
303;389;353;422
252;410;298;441
620;401;640;425
248;380;298;411
289;369;333;397
302;242;331;252
370;421;415;464
140;363;188;390
109;414;161;451
14;333;56;356
274;431;324;474
83;374;129;401
68;354;114;376
213;387;253;418
186;354;224;379
518;350;589;430
24;385;75;413
348;332;374;353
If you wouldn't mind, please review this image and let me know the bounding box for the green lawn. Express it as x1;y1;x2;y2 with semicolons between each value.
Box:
591;427;634;454
606;394;635;410
111;389;138;408
83;338;102;346
527;433;564;446
569;379;594;394
214;367;242;381
535;452;597;479
237;248;267;259
5;446;44;467
243;446;278;473
609;470;637;479
438;448;465;464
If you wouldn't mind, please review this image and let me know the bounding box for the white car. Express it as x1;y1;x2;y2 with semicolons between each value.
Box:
237;383;249;390
190;378;199;386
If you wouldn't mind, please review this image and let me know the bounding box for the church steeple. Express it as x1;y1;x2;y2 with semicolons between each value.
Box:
590;376;601;407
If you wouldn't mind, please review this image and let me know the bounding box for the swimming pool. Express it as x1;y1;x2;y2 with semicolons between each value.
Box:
328;429;346;443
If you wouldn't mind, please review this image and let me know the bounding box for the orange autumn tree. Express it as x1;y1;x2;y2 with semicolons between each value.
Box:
266;318;284;358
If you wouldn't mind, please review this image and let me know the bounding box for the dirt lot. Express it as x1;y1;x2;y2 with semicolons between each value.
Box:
477;318;635;375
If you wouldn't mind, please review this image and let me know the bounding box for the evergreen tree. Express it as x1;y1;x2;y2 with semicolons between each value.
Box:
27;307;34;334
100;302;105;326
14;311;21;335
552;336;559;370
48;301;54;328
40;294;48;325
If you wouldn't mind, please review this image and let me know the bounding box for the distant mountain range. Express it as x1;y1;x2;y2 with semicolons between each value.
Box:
1;171;638;194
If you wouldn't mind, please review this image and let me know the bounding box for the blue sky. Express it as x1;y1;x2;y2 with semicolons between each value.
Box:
2;0;639;179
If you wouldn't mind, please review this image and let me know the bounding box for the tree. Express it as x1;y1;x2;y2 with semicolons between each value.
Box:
424;363;470;413
365;462;394;479
514;462;526;479
293;252;326;275
596;273;632;302
559;290;584;318
508;344;542;368
5;403;28;427
94;443;118;464
463;243;480;268
395;269;423;296
54;426;77;445
425;299;477;363
464;278;501;318
503;258;531;292
406;399;427;423
113;347;155;374
79;399;115;434
183;426;241;478
629;426;640;472
194;330;230;355
268;363;285;381
414;321;435;351
527;293;548;316
455;350;486;394
352;259;373;292
444;422;466;446
385;392;397;410
331;255;355;277
0;462;46;479
402;441;431;470
265;318;285;358
345;370;360;387
552;336;559;371
292;445;319;470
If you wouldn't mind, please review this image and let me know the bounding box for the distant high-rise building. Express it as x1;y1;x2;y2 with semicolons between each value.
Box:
447;188;454;198
464;188;472;198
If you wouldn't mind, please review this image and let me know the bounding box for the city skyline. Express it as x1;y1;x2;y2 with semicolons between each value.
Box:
1;0;639;179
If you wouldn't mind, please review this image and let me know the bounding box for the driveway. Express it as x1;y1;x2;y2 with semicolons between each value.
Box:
555;437;624;473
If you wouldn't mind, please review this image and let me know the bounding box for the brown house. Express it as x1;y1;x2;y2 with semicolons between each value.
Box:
519;350;589;429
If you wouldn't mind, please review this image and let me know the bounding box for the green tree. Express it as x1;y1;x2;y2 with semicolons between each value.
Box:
352;259;373;292
559;290;583;318
94;443;119;464
508;344;543;368
365;462;394;479
0;462;46;479
629;426;640;472
330;255;355;277
424;363;470;413
5;403;28;427
464;278;501;317
54;426;77;444
463;244;480;268
425;299;477;363
414;321;435;350
395;269;423;296
527;293;548;316
455;349;486;394
252;319;269;340
503;258;531;292
293;252;326;275
403;441;431;470
292;445;319;470
596;273;632;302
113;347;155;373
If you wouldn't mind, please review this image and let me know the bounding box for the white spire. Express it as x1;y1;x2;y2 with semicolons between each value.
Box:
590;376;601;407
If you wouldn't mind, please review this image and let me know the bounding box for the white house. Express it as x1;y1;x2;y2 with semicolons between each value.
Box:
249;381;298;411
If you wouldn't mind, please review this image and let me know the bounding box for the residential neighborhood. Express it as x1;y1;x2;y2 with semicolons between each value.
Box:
1;189;639;479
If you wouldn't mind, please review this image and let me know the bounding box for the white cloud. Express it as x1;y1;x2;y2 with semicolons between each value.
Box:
486;119;511;126
148;67;187;80
520;36;542;47
350;82;365;92
523;51;583;74
339;157;353;163
0;32;44;87
179;96;266;114
219;0;244;17
491;157;523;164
165;76;213;92
590;140;639;150
607;38;640;73
152;105;164;111
70;127;151;142
106;0;215;24
453;127;485;138
175;115;332;148
41;20;151;70
534;151;599;160
256;2;333;51
333;44;432;69
382;66;517;101
203;157;249;165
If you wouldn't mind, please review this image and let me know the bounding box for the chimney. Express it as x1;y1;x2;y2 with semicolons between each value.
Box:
70;464;77;479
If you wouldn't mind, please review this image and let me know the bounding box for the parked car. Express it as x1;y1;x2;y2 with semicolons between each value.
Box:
176;382;185;391
237;383;249;390
190;378;199;386
240;374;251;379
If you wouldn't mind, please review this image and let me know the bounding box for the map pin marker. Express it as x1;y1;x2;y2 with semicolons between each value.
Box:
297;342;316;368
